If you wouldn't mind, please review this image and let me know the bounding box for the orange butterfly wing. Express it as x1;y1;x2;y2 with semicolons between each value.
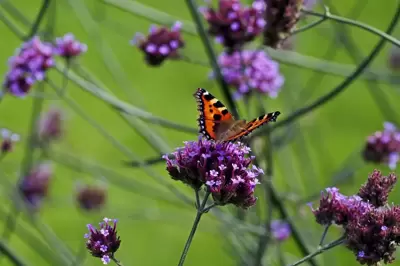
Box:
224;112;281;141
194;88;234;140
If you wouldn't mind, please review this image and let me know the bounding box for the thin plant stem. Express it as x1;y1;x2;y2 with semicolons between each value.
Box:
319;225;330;246
177;191;213;266
111;256;124;266
185;0;240;119
71;245;87;266
302;6;400;48
292;6;329;36
326;2;400;124
269;183;318;266
0;240;26;266
0;153;6;163
253;126;274;266
251;2;400;138
288;237;346;266
195;189;200;210
24;0;50;40
0;0;51;259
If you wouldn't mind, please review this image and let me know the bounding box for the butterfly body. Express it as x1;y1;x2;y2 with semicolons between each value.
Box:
194;88;281;142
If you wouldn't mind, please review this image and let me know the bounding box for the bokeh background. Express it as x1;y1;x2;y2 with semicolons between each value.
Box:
0;0;400;265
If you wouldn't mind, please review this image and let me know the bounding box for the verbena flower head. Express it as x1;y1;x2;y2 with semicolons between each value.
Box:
200;0;266;51
358;169;397;207
270;220;291;241
85;217;121;264
54;33;87;59
3;36;54;97
76;183;107;211
19;162;53;209
263;0;303;49
1;128;20;153
211;50;284;99
310;170;400;265
309;187;373;226
303;0;318;10
362;122;400;170
38;107;64;142
345;207;400;265
131;22;184;66
388;43;400;71
163;137;263;209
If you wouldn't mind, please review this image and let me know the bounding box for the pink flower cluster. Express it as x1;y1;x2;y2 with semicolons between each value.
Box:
212;50;284;99
3;34;86;97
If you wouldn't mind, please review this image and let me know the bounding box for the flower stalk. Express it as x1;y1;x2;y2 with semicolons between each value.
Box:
177;190;215;266
288;236;346;266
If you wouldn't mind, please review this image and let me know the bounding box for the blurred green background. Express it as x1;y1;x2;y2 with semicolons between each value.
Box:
0;0;400;265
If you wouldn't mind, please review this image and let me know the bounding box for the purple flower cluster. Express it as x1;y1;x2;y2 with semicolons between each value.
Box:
310;170;400;265
270;220;291;241
3;37;54;97
3;34;87;97
85;217;121;264
309;187;374;226
345;206;400;265
38;107;65;142
19;162;53;210
76;183;107;211
303;0;318;10
211;50;284;99
363;122;400;170
263;0;303;49
358;169;397;207
54;33;87;59
163;137;263;209
1;128;20;154
388;44;400;71
200;0;266;51
131;22;185;66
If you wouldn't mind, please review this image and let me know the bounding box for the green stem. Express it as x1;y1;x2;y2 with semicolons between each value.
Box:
0;240;26;266
177;191;212;266
319;225;330;247
111;256;124;266
288;237;345;266
293;6;329;35
24;0;50;40
252;2;400;138
185;0;240;119
302;6;400;47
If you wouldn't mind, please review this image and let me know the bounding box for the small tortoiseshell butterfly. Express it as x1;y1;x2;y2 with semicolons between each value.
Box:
194;88;281;142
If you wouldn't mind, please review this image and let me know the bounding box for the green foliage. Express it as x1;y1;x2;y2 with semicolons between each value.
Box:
0;0;400;265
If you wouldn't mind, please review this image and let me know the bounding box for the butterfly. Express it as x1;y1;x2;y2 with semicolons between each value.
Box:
194;88;281;142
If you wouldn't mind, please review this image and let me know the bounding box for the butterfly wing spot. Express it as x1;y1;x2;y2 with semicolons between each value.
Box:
194;88;234;140
213;114;222;121
213;101;225;108
266;111;281;122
